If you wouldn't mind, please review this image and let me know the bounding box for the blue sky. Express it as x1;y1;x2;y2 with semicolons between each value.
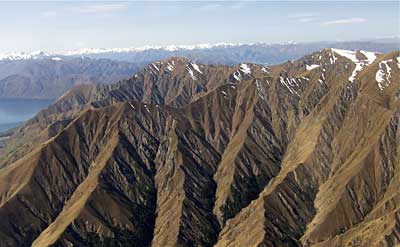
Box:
0;1;398;53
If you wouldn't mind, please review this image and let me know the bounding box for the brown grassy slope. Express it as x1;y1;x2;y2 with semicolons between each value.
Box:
216;51;400;247
0;50;399;246
0;58;268;168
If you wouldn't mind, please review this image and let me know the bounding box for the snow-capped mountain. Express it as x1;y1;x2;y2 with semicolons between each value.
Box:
0;51;52;61
0;41;398;100
60;42;245;56
0;42;272;62
1;40;398;65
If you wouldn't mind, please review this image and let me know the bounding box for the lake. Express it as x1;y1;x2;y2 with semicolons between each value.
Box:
0;98;53;132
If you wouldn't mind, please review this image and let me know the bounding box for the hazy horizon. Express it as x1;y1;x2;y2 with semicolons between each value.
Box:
1;37;399;56
0;1;398;53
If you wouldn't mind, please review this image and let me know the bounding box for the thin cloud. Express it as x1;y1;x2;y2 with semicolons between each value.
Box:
323;17;367;25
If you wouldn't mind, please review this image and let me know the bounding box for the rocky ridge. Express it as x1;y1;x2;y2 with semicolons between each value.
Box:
0;49;399;247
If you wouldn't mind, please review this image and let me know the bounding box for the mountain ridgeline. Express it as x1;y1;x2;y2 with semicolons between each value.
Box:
0;48;399;247
1;40;398;100
62;41;400;65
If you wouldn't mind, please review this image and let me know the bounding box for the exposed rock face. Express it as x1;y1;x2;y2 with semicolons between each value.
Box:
0;49;399;247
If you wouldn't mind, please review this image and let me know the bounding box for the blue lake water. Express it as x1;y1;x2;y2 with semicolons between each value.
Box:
0;98;53;132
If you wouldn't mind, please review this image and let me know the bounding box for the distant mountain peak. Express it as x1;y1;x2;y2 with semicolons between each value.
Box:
0;51;51;61
0;41;397;67
60;43;248;56
0;42;305;61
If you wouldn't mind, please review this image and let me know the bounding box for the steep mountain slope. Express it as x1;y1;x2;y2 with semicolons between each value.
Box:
216;51;400;247
0;58;270;167
0;49;399;247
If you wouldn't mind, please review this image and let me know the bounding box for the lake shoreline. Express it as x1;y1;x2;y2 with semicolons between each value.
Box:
0;98;53;132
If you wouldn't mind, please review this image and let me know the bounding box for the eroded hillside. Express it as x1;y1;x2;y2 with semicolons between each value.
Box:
0;49;399;247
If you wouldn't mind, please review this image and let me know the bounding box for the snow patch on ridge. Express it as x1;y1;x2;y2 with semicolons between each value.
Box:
186;65;197;80
233;71;241;81
331;49;359;63
360;50;377;64
306;64;320;71
331;48;377;83
329;50;337;64
152;63;159;71
255;80;266;100
149;63;160;74
240;64;251;74
232;63;252;81
166;61;175;72
191;63;203;74
376;59;393;90
280;77;300;96
261;67;269;73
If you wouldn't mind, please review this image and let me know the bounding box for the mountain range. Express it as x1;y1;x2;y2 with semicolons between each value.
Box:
2;41;400;65
0;39;400;99
1;41;398;100
0;47;399;246
62;41;400;65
